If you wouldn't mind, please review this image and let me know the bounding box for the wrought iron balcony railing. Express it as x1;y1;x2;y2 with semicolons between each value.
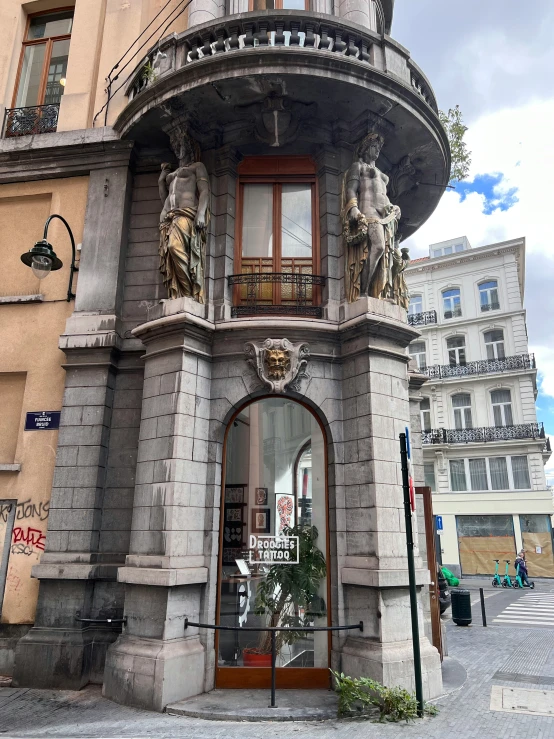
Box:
425;353;536;380
443;306;462;320
422;422;545;445
2;104;59;138
407;310;437;327
480;301;500;312
228;272;325;318
125;11;438;112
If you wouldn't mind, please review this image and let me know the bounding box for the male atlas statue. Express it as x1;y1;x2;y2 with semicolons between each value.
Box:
343;132;409;308
158;126;210;302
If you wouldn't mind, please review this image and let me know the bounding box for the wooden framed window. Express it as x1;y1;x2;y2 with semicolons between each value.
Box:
249;0;309;10
12;9;74;110
234;156;320;312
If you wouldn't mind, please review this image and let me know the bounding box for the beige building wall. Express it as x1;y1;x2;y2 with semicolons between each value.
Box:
0;176;88;624
0;0;190;133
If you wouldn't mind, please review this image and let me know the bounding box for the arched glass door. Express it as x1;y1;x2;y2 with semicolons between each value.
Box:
216;397;329;688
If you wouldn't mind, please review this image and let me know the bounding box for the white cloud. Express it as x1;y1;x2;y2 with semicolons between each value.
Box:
404;99;554;260
532;346;554;401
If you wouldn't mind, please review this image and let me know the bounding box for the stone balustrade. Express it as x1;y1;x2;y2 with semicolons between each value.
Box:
125;10;438;113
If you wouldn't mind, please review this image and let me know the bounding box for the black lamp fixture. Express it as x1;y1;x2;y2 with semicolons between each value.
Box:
20;214;78;301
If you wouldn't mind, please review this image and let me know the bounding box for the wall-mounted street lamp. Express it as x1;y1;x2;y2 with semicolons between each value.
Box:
20;214;78;302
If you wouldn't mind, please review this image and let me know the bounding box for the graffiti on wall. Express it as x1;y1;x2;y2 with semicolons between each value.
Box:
11;527;46;556
0;498;49;557
0;498;49;523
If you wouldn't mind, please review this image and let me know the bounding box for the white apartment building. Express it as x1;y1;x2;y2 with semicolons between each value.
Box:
405;236;554;579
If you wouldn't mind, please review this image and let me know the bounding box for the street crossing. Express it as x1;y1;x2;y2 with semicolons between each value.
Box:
493;592;554;628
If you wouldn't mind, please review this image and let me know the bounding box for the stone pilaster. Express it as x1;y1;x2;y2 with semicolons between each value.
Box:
103;299;213;711
335;298;442;699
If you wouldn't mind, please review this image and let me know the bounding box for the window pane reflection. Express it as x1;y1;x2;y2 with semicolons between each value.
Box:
242;184;273;258
281;184;312;258
28;11;73;40
15;44;46;107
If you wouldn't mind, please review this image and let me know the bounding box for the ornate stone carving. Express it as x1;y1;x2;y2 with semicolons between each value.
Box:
244;338;310;394
388;155;417;200
158;118;210;302
236;92;316;148
342;131;410;308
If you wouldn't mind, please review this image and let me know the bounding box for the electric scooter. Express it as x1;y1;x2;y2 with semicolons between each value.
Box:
515;561;535;589
502;559;513;588
513;562;524;588
492;559;503;588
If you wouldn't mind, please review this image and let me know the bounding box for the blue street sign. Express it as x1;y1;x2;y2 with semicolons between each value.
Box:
405;426;411;459
25;411;61;431
436;515;443;531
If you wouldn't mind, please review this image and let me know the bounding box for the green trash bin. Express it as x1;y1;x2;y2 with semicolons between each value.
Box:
451;588;472;626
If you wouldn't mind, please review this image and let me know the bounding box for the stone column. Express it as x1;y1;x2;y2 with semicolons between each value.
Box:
187;0;226;29
103;300;213;711
336;298;442;699
13;158;134;689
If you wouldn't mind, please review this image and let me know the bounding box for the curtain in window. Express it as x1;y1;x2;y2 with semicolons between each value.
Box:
452;393;472;429
489;457;509;490
511;456;531;489
491;389;513;426
469;458;488;490
450;460;467;491
424;463;436;491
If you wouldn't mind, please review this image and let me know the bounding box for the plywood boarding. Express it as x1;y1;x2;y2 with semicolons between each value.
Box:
521;532;554;578
458;536;516;576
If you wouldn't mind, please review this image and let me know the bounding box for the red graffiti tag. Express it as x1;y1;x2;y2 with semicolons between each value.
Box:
12;527;46;551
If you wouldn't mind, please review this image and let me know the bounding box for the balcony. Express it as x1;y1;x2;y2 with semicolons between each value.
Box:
480;301;500;312
407;310;437;327
422;422;545;445
228;272;325;318
115;11;449;242
443;307;462;320
425;353;536;380
2;104;59;138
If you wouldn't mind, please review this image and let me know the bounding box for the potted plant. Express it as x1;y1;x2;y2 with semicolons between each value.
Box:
242;524;327;667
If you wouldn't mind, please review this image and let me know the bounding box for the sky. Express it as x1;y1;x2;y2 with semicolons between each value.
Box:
395;0;554;483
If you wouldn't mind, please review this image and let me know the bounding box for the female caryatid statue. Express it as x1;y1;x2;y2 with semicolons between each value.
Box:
158;127;210;302
342;132;409;307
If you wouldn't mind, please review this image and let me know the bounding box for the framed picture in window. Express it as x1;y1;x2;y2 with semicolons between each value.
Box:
276;494;295;535
225;485;245;504
252;508;271;534
255;487;268;505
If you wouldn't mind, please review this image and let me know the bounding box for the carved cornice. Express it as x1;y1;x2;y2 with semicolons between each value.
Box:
0;128;133;184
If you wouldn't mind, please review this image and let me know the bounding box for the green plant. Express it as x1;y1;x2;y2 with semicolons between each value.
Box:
439;105;472;183
330;670;438;722
141;61;158;84
252;524;326;654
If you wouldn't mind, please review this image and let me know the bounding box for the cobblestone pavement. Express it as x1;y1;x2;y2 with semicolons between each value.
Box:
2;595;554;738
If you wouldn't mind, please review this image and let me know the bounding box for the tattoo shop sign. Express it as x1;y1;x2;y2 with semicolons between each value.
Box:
249;535;299;565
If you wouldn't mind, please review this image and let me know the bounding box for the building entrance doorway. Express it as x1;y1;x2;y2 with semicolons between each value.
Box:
216;397;330;689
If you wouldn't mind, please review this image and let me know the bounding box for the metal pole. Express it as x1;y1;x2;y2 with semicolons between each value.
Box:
479;587;487;627
399;433;424;718
269;630;277;708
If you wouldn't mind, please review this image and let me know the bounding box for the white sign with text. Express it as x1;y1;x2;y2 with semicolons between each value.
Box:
248;534;299;564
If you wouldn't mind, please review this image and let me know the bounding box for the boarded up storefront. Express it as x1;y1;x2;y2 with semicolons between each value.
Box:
520;515;554;578
457;515;516;576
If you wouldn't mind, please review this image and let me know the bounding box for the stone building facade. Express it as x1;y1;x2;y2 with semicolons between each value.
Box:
405;237;553;579
0;0;449;712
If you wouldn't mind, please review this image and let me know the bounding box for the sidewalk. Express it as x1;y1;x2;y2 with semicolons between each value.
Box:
1;618;554;738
